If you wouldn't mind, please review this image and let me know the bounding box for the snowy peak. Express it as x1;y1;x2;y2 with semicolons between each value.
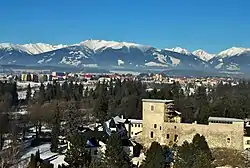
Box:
21;43;68;54
217;47;250;58
0;42;67;54
165;47;190;55
192;49;215;61
80;39;151;52
0;43;27;53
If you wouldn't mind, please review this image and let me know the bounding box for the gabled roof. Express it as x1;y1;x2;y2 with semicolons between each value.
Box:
109;118;116;128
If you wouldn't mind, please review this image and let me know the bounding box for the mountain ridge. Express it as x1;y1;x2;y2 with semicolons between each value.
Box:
0;40;250;72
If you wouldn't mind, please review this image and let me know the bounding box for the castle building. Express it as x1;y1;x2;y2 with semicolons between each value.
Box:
141;99;245;150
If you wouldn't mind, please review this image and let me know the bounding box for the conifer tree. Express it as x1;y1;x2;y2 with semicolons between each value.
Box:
50;102;61;152
93;84;108;123
62;82;69;101
38;83;46;105
64;134;91;168
45;83;53;101
104;133;131;168
174;134;214;168
26;83;32;103
140;141;165;168
28;154;37;168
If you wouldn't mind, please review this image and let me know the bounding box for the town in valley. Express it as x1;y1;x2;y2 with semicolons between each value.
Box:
0;69;250;168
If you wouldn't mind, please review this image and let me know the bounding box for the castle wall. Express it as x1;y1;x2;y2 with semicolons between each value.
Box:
141;100;244;150
142;121;244;150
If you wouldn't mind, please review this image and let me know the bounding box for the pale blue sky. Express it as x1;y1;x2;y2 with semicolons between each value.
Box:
0;0;249;53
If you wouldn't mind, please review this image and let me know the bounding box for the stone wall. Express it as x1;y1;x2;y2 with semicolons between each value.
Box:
141;100;244;150
142;120;244;150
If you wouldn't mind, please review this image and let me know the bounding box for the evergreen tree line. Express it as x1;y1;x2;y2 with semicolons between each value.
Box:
30;79;250;125
28;81;84;104
86;79;250;124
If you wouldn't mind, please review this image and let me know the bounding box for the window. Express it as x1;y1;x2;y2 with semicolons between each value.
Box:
167;134;170;139
131;132;133;135
151;105;155;111
135;124;137;127
174;134;178;142
154;124;157;128
227;138;231;143
150;131;154;138
246;140;250;145
131;124;133;127
138;124;140;128
174;126;177;129
160;126;161;130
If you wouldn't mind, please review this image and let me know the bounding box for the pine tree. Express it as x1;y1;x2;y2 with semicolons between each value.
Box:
68;81;74;100
174;134;214;168
50;102;61;152
84;86;89;98
93;84;108;123
104;133;131;168
26;83;32;103
141;141;165;168
62;82;69;101
28;154;37;168
55;82;61;100
45;83;53;101
38;83;46;105
10;82;18;106
35;150;40;160
64;134;91;168
65;101;79;138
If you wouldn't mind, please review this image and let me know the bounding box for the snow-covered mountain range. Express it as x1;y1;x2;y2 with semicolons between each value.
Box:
0;40;249;72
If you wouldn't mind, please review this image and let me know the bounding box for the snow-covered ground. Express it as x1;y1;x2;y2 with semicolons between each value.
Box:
17;82;41;90
18;89;36;100
19;143;68;168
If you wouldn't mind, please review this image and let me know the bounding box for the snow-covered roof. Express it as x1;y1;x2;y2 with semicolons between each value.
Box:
208;117;244;123
142;99;174;103
175;110;181;115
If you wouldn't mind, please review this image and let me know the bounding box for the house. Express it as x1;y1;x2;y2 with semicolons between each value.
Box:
104;116;143;138
67;125;141;158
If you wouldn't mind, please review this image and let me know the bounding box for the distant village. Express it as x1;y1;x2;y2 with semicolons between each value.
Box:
0;70;240;88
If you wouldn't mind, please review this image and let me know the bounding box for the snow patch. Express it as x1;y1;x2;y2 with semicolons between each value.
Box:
117;59;124;66
169;56;180;66
215;63;224;69
145;62;168;67
153;53;167;64
226;63;240;71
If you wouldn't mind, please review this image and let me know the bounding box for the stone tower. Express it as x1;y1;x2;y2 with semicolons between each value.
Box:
141;99;180;146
